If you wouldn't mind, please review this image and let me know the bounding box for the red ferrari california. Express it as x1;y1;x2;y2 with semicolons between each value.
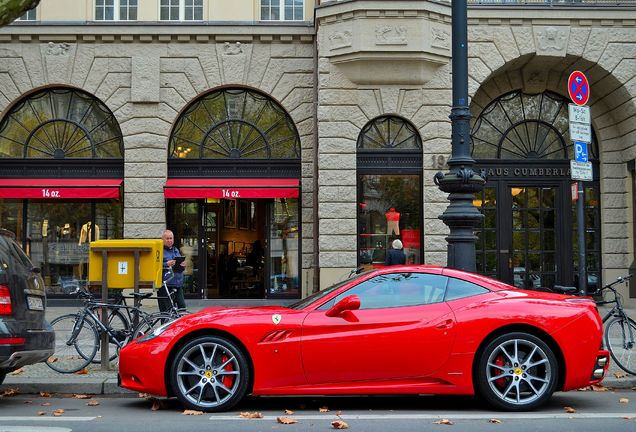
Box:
118;266;609;412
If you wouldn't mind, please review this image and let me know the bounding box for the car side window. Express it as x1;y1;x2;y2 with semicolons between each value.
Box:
445;277;490;301
320;273;449;310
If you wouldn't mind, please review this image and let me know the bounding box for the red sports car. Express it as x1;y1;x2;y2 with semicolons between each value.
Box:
118;266;609;412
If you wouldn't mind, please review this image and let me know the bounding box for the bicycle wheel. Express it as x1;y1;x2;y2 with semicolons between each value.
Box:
131;313;174;340
605;316;636;375
46;314;98;374
91;308;129;363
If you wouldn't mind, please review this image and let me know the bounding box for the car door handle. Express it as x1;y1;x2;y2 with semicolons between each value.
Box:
435;319;453;330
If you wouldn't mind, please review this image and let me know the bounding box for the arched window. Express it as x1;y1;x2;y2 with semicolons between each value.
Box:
169;88;300;160
357;115;422;150
356;115;423;267
0;87;123;159
471;90;598;160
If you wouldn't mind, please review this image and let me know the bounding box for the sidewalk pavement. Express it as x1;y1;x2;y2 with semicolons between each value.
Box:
1;303;635;397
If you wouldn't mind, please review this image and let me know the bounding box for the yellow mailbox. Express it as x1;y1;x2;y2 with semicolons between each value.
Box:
88;239;164;289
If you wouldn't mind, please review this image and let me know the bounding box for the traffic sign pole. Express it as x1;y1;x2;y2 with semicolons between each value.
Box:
577;180;587;296
567;70;590;296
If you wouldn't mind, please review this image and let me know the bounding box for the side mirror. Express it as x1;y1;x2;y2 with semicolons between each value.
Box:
326;294;361;317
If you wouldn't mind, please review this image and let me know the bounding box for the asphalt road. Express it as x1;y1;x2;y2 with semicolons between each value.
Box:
0;390;635;432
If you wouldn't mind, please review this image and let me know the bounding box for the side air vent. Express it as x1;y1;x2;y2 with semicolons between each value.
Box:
260;330;292;343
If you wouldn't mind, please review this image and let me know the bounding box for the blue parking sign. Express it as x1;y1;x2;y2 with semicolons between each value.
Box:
574;141;588;163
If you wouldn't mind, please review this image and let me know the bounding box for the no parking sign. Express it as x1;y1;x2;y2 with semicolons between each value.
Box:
568;71;590;106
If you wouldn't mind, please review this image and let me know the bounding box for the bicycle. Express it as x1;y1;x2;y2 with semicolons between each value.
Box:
46;291;176;374
594;274;636;375
554;274;636;375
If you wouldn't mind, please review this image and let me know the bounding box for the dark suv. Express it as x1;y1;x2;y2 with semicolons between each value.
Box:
0;229;54;385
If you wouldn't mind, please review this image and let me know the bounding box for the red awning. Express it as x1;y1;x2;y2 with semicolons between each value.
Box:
164;178;299;199
0;179;122;199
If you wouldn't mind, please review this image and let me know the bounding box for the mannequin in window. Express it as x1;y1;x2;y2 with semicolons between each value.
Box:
385;207;400;235
79;221;100;245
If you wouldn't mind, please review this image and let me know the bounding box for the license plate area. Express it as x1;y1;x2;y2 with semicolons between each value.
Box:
27;295;44;311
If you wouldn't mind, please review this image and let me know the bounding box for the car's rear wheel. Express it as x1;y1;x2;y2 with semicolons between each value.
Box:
170;335;249;412
475;332;558;411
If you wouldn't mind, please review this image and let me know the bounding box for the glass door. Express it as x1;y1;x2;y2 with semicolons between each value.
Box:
507;186;559;290
267;198;300;298
169;201;202;298
204;202;219;298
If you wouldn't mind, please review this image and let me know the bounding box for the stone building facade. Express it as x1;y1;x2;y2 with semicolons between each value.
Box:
0;0;635;304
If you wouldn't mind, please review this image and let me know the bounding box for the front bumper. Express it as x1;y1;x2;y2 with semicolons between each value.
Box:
118;338;170;396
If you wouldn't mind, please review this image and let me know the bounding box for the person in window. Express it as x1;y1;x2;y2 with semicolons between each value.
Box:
160;230;186;312
246;240;264;277
384;239;406;266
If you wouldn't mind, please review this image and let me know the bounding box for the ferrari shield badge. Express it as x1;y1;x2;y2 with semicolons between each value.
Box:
272;314;282;325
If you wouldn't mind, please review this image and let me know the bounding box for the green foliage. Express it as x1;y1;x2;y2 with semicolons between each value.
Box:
0;0;40;26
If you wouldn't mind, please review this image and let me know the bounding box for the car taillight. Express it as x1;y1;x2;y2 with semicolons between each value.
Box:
0;284;12;315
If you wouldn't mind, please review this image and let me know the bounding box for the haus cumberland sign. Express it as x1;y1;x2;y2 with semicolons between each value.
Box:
479;167;572;179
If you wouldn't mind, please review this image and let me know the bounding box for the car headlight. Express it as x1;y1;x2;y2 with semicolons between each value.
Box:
137;319;176;343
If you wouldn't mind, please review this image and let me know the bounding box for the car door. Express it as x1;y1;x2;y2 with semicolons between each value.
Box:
300;272;456;385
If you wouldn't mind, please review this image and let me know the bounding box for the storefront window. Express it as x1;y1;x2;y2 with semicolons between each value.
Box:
0;199;23;241
357;115;423;268
23;200;122;296
357;175;422;266
268;198;299;297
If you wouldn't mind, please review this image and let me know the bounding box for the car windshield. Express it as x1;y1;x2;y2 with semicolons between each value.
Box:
287;269;372;310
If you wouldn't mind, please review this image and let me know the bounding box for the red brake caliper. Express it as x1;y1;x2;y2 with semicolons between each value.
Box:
494;355;506;388
221;354;234;388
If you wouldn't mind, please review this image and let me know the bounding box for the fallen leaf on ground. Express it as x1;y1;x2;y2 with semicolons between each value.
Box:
39;392;51;398
277;416;298;424
564;406;576;413
433;418;454;425
591;384;608;392
86;400;100;406
614;371;628;379
620;398;629;404
284;409;294;415
239;412;263;419
489;418;502;423
183;409;203;416
623;416;633;419
151;400;162;411
37;411;46;416
74;368;89;375
41;402;51;406
10;368;25;375
319;406;329;412
331;420;349;429
2;388;19;397
53;409;64;417
72;394;91;399
47;356;58;363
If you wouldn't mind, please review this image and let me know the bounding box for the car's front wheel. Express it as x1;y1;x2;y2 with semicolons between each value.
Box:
475;332;558;411
170;335;249;412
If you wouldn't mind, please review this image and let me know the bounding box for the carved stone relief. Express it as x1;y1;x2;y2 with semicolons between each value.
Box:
223;42;244;55
45;42;70;56
328;30;352;51
375;25;407;46
534;26;569;57
431;26;450;50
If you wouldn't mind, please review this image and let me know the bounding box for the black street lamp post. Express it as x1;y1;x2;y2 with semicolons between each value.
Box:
434;0;485;272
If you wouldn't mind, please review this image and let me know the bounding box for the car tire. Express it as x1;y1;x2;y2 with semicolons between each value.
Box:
475;332;558;411
170;335;250;412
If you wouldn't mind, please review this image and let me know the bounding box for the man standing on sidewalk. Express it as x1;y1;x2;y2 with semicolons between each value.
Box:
159;230;186;312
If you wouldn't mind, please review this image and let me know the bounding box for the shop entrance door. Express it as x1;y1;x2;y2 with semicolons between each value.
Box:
498;184;566;290
203;202;220;299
